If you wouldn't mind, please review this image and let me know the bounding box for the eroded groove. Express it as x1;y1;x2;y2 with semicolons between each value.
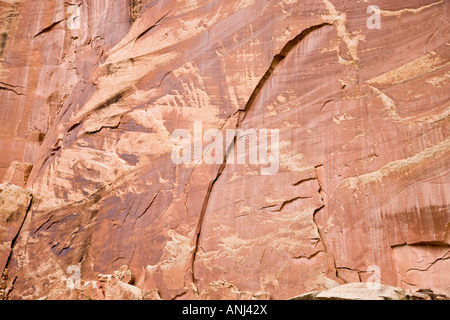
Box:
135;12;170;42
189;22;333;287
34;19;64;38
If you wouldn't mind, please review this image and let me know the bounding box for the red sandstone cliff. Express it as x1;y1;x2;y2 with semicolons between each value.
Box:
0;0;449;300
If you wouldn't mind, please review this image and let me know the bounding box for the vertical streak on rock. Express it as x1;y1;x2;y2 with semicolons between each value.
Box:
190;22;333;288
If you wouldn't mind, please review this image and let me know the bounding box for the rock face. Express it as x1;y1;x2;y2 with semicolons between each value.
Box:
0;184;32;273
0;0;449;300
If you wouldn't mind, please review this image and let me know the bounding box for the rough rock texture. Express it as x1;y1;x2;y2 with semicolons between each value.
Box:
48;264;161;300
38;265;267;300
0;184;32;272
198;279;270;300
289;282;450;300
0;0;449;299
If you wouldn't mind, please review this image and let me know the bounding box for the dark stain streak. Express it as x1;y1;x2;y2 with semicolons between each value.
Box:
94;90;128;112
67;87;133;133
0;33;8;58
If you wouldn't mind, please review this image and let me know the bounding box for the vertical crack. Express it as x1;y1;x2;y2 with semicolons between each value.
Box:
0;86;24;96
189;22;333;288
3;197;33;271
312;164;341;282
